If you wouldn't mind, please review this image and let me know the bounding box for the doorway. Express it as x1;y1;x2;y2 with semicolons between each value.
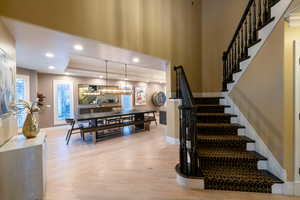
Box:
293;40;300;183
16;74;30;128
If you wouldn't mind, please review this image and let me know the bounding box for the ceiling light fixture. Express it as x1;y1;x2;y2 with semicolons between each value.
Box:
96;61;132;95
99;75;104;79
132;57;140;63
65;72;70;75
73;44;83;51
45;52;54;58
48;65;55;70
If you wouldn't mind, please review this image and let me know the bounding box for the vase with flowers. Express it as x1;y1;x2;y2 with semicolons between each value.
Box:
18;100;40;138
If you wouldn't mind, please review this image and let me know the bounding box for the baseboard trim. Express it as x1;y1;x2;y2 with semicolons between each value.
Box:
165;136;180;144
224;94;287;183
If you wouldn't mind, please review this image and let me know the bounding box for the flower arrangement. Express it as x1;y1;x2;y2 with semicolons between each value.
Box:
17;99;40;114
17;100;40;138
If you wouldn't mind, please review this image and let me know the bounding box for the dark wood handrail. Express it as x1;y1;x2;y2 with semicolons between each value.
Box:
174;65;202;177
225;0;255;55
222;0;277;91
174;65;194;106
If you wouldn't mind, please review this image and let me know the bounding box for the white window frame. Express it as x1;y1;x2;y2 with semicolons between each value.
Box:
16;74;30;102
120;84;133;110
53;80;74;125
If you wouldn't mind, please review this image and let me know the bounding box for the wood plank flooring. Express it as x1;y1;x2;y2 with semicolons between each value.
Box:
44;125;299;200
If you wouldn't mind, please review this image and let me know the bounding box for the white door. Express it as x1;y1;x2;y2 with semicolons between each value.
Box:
16;74;30;128
53;80;74;125
294;40;300;183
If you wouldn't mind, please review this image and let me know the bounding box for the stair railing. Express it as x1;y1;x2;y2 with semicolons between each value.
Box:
222;0;279;91
174;66;202;177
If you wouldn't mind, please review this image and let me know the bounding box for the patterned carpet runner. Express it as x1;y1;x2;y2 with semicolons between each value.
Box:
195;97;283;193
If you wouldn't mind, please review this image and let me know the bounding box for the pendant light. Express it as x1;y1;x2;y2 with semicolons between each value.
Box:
99;60;132;95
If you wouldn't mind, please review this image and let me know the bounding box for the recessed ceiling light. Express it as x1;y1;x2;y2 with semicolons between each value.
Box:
45;52;54;58
48;65;55;70
99;75;104;78
73;44;83;51
65;72;70;75
132;57;140;63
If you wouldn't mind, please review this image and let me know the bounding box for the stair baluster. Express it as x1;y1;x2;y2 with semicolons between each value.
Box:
258;0;263;27
244;18;248;57
249;8;253;45
263;0;270;23
253;0;258;42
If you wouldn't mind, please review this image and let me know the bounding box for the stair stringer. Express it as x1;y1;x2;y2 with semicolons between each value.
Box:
222;92;287;194
226;0;293;93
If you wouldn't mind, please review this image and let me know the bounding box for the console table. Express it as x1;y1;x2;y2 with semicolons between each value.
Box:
0;131;47;200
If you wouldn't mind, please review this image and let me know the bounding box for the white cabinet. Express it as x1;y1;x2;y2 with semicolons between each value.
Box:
0;131;47;200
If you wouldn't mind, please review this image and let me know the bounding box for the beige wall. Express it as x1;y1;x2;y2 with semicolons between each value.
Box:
38;73;166;128
283;21;300;182
0;19;17;146
200;0;248;92
16;67;38;102
229;17;298;181
0;0;202;92
228;1;300;182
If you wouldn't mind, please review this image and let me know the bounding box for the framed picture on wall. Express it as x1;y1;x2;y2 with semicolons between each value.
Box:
0;48;16;118
135;87;146;106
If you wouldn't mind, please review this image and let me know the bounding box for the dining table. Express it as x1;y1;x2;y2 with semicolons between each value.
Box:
74;109;157;143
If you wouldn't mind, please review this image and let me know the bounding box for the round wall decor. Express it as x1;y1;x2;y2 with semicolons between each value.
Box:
152;91;166;107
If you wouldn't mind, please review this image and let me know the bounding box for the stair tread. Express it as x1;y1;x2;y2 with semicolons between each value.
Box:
195;97;224;99
198;135;254;143
196;113;237;117
198;148;267;160
202;167;283;184
194;104;230;107
258;17;275;31
197;123;245;128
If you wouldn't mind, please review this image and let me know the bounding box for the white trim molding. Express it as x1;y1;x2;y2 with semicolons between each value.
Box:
16;74;30;102
53;80;74;126
223;94;287;182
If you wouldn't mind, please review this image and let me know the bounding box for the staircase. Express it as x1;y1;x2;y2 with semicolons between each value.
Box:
222;0;292;92
174;0;292;194
194;96;283;193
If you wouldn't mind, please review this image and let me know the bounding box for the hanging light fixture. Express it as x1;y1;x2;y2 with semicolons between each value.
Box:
98;60;132;95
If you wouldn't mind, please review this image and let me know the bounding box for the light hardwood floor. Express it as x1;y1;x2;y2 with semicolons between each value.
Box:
44;125;300;200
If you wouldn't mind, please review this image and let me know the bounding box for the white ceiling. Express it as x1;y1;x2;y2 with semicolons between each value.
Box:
67;55;166;82
1;17;167;83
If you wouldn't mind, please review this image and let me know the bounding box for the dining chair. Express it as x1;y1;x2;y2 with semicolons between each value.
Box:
65;118;85;145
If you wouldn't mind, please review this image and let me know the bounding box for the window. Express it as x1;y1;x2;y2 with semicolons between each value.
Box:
53;80;74;125
16;75;30;128
121;85;132;111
